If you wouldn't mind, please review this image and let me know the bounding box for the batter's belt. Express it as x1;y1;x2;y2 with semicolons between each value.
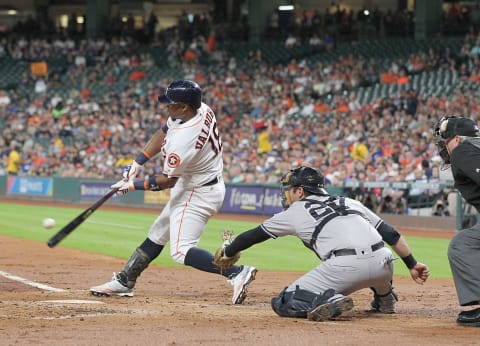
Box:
202;176;219;186
331;241;384;257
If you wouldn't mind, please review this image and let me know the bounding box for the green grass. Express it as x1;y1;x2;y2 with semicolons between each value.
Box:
0;202;452;278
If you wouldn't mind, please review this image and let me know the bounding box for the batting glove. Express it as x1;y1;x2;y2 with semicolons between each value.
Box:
123;160;142;182
111;179;135;195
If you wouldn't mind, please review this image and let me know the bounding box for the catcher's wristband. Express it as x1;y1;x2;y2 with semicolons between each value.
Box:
135;150;151;165
401;254;417;269
224;245;236;258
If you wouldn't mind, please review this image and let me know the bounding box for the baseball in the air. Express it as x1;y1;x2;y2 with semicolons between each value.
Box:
42;218;56;229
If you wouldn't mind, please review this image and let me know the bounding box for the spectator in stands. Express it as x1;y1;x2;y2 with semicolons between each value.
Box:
352;137;369;163
0;90;10;106
7;141;22;175
284;34;298;49
378;171;408;214
430;164;451;217
147;11;159;42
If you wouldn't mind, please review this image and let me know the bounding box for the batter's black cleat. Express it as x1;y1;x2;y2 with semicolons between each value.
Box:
307;295;354;322
457;308;480;327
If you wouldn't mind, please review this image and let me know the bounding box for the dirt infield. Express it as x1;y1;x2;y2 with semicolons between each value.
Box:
0;201;478;345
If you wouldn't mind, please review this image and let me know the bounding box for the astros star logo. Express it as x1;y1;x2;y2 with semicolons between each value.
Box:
167;153;181;168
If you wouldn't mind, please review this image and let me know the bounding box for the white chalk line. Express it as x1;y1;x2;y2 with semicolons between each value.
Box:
31;312;119;320
0;270;66;292
37;300;105;304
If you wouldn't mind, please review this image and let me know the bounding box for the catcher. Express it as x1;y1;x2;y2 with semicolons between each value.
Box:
213;166;430;321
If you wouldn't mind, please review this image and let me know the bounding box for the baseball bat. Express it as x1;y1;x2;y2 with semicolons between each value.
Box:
47;189;117;248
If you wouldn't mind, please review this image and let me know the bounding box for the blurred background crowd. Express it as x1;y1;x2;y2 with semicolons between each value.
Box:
1;1;480;216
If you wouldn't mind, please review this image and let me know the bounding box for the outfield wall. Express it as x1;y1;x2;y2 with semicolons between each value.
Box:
0;175;461;231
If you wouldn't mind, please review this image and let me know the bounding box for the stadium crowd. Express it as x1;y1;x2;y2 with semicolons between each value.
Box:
1;4;480;215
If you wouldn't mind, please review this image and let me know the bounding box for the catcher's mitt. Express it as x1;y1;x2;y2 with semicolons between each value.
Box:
212;228;241;270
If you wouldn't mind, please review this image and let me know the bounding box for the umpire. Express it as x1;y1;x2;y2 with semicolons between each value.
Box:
434;115;480;327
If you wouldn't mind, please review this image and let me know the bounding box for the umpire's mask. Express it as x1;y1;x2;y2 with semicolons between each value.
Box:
434;116;479;169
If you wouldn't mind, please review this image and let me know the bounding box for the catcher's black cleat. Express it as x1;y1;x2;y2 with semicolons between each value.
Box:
307;295;354;322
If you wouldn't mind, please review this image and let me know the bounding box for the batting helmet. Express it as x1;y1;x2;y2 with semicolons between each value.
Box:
280;166;328;209
158;80;202;109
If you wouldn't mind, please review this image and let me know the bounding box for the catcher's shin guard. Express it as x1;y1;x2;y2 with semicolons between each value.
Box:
370;287;398;313
271;286;335;318
118;247;152;289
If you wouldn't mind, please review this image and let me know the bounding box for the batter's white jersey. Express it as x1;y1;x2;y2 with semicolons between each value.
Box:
162;102;223;188
148;102;226;263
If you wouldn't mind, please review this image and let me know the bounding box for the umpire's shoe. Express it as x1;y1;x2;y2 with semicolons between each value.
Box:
307;294;354;322
228;265;257;304
90;272;134;297
457;308;480;327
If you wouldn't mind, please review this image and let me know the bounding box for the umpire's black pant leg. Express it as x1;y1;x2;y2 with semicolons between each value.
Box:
447;226;480;306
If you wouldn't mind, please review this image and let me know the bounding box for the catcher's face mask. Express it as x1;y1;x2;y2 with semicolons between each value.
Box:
280;171;294;210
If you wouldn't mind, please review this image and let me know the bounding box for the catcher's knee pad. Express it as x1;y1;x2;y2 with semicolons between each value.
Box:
271;286;335;318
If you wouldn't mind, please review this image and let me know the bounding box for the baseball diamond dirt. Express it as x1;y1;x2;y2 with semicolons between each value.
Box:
0;200;478;346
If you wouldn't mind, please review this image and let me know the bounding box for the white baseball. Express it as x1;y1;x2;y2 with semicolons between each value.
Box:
42;218;56;229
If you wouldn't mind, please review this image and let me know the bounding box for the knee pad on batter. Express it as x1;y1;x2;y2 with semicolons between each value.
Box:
271;286;335;318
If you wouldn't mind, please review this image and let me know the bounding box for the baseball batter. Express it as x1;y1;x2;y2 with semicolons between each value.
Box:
217;166;430;321
90;80;256;304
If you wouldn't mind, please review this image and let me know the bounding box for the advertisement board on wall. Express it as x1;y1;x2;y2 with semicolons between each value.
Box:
7;176;53;196
221;185;283;215
80;181;114;199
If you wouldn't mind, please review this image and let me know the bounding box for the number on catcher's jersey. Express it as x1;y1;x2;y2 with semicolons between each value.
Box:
305;198;342;222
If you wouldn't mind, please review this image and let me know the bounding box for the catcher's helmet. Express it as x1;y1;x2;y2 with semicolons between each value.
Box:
280;166;328;209
158;80;202;109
